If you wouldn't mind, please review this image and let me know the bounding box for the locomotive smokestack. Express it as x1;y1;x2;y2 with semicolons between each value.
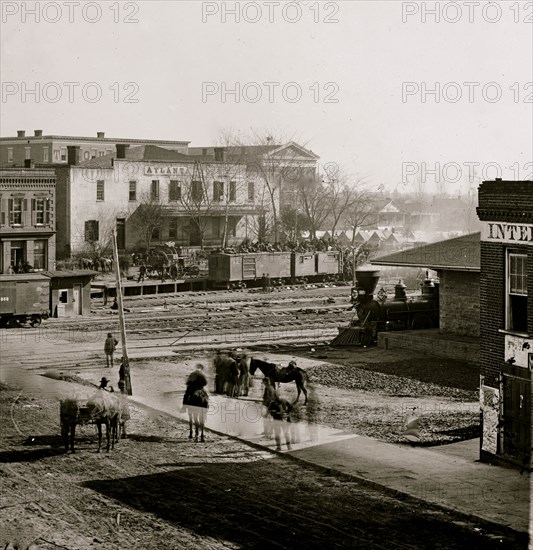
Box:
355;270;380;302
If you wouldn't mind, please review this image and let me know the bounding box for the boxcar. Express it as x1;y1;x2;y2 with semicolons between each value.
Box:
208;252;292;287
208;251;340;288
0;274;51;327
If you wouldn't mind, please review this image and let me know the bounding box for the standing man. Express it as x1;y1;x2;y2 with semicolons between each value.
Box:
262;378;277;438
104;333;119;368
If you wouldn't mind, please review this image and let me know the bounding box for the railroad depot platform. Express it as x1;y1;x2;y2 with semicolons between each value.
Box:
378;329;480;363
92;277;208;302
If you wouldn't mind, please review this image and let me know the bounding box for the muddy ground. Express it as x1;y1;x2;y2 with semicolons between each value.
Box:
0;384;525;550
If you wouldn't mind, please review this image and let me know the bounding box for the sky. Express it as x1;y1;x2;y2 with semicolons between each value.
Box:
1;0;532;194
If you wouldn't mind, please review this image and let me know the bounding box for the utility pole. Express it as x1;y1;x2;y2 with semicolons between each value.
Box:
112;229;132;395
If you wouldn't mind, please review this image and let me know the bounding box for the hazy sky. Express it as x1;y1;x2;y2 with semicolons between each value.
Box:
1;1;532;193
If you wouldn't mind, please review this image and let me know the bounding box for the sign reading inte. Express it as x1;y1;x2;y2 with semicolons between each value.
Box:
481;222;533;246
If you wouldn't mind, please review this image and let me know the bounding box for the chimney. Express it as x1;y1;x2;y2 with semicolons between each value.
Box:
116;144;129;159
355;270;381;303
17;130;25;138
34;130;43;137
97;131;105;139
24;159;35;169
67;145;81;166
214;147;225;161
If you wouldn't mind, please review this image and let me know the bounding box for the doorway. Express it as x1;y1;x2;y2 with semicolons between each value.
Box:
73;284;82;316
10;242;25;272
501;374;531;466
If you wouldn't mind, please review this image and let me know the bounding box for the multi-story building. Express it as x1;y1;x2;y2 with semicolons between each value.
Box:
477;180;532;469
0;167;56;273
55;144;259;258
188;142;320;211
0;130;189;166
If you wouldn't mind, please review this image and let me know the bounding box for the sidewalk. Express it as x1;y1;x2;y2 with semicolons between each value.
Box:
129;391;531;538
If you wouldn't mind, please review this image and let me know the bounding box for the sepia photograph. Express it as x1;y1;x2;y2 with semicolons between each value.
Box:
0;1;532;548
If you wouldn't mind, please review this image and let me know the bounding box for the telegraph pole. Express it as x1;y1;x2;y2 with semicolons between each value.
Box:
112;229;132;395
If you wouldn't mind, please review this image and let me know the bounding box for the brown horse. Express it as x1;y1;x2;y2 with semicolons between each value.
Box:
249;358;308;404
60;392;120;453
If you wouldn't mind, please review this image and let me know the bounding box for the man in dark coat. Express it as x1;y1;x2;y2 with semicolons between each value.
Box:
181;364;208;411
104;333;118;368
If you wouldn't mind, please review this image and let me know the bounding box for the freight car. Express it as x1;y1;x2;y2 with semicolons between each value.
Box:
332;269;439;347
0;274;50;328
208;251;340;289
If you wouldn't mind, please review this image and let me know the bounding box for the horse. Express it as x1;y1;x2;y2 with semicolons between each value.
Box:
185;389;208;442
213;352;240;397
60;392;120;453
249;358;308;405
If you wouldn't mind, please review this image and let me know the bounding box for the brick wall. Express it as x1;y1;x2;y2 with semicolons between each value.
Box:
479;243;505;389
439;270;480;338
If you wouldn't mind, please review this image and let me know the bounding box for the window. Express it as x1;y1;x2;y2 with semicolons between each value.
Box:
32;198;50;225
25;147;31;160
60;148;67;161
7;148;13;162
84;151;90;160
151;225;160;240
9;198;24;225
98;150;105;157
33;240;46;270
169;180;181;201
91;148;97;159
507;251;528;333
85;220;99;242
229;181;236;202
213;181;224;202
43;147;49;162
191;180;202;202
151;180;160;201
96;180;105;201
169;218;178;239
129;181;137;201
247;181;254;202
0;196;5;226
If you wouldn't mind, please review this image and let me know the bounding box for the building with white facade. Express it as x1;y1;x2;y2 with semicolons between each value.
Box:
55;144;259;258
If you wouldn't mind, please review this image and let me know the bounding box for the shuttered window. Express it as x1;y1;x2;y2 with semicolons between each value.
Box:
213;181;224;202
169;180;181;201
151;180;159;201
9;198;24;225
229;181;236;202
85;220;99;242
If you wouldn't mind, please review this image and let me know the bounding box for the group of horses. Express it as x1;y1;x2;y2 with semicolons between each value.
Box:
59;391;128;453
183;352;309;444
59;353;308;453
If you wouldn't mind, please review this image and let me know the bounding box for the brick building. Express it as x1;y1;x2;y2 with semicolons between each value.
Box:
0;130;189;166
477;180;533;469
0;168;56;273
372;232;481;338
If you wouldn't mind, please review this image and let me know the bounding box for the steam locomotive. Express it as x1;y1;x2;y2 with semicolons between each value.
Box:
332;269;439;347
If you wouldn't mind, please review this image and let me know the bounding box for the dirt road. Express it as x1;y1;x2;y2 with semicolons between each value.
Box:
1;384;525;550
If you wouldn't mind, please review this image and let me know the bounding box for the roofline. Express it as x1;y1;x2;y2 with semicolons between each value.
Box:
0;135;190;145
371;260;480;272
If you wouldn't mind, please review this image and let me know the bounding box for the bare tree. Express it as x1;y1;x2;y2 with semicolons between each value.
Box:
343;188;374;248
321;163;364;237
297;175;330;239
218;128;314;243
127;190;164;254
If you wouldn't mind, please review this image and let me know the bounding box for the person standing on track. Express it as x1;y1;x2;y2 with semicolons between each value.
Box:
104;333;119;368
